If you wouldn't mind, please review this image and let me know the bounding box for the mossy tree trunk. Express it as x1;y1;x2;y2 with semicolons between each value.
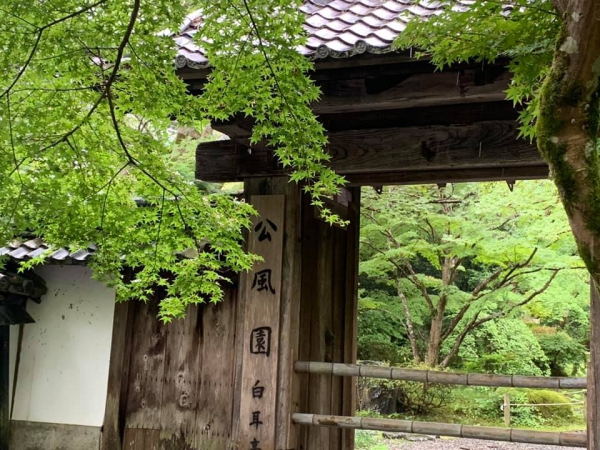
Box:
538;1;600;447
538;0;600;287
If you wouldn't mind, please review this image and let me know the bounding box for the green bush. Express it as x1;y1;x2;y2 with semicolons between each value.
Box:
357;336;406;366
527;389;574;422
537;332;587;376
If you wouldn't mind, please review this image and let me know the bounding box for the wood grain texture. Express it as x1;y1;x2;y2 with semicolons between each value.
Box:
120;294;241;450
196;121;542;182
342;188;360;449
125;300;167;430
275;182;303;450
297;195;319;450
160;306;201;447
329;227;347;450
196;291;237;448
101;301;134;450
0;326;8;450
314;70;509;114
307;223;334;450
589;279;599;450
239;195;285;450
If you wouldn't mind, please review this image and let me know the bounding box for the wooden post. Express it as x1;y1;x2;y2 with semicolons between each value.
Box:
504;394;511;427
0;326;9;450
100;301;134;450
589;278;600;450
238;194;286;450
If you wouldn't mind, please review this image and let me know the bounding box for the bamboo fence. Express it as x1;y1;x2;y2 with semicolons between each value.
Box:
294;361;587;389
291;413;587;447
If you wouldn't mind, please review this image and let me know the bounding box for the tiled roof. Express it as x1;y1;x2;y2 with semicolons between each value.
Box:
175;0;478;69
0;238;203;266
0;239;95;265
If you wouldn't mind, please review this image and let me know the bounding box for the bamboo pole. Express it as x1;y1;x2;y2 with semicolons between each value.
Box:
294;361;587;389
291;413;587;448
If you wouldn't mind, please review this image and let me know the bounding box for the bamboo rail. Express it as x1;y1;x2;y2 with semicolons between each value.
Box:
294;361;587;389
291;413;587;447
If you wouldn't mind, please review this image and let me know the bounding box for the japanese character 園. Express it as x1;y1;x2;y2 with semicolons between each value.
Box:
250;327;272;357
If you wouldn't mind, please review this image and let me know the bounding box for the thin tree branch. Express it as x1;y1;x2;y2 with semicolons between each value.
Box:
440;269;560;368
0;0;108;99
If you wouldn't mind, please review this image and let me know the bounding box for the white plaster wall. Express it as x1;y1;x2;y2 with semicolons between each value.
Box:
11;266;116;426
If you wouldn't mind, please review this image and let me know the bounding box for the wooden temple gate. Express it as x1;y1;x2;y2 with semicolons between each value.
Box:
105;4;597;449
103;180;361;450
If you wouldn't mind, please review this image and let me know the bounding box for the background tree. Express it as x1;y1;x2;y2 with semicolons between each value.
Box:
396;0;600;308
360;181;583;368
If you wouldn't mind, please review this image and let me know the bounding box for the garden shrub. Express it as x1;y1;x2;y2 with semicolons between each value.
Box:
526;389;574;422
357;336;406;366
536;332;587;376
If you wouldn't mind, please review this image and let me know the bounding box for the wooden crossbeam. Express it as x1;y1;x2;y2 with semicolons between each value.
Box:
291;414;586;447
294;362;586;389
196;121;547;185
314;70;509;114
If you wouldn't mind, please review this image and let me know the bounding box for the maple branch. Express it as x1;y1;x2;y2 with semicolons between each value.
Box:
440;269;560;368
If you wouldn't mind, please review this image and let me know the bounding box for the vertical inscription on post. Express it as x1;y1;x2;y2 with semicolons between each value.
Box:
240;195;285;450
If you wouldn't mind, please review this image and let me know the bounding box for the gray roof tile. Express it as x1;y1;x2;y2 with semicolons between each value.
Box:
174;0;496;69
0;240;96;265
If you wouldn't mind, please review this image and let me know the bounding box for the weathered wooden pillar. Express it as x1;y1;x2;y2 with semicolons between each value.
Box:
232;178;360;450
589;279;600;450
233;177;303;450
0;326;9;450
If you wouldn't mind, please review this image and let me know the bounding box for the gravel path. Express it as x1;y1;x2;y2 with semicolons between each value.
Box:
385;438;582;450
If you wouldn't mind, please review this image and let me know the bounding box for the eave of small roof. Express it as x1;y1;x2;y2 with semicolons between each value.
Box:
174;0;484;70
0;238;95;266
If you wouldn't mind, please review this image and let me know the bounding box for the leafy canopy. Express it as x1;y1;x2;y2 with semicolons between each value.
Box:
359;181;585;367
0;0;344;319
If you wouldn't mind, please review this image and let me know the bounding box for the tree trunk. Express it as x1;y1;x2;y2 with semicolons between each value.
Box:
397;284;421;364
538;1;600;286
537;3;600;445
425;313;443;367
425;257;454;367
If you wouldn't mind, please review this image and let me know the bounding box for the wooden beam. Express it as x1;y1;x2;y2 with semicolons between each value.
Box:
319;101;521;133
313;70;509;114
292;414;586;447
589;279;600;450
100;301;134;450
196;121;545;184
294;361;586;389
344;165;548;186
211;100;522;140
0;326;8;450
